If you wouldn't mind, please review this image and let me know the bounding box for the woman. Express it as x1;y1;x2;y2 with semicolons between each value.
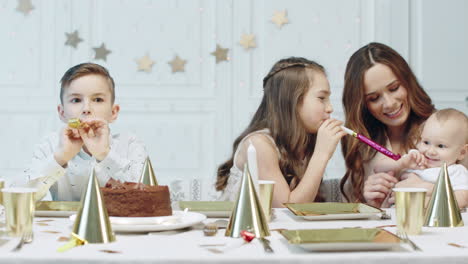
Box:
340;42;435;207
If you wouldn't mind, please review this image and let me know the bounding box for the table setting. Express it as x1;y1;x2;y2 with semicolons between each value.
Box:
1;157;468;264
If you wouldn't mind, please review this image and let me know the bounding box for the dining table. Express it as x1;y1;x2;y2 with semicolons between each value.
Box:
1;207;468;264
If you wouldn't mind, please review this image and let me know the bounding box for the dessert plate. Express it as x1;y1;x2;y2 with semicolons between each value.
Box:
280;228;401;251
285;202;382;220
69;211;206;232
178;201;233;218
35;201;80;217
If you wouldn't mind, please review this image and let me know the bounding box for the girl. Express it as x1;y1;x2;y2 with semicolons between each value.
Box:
216;57;346;207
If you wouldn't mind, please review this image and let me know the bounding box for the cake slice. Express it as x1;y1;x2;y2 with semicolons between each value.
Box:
101;179;172;217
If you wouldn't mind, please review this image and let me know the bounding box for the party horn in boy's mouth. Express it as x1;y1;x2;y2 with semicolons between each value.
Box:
341;126;401;161
68;118;83;129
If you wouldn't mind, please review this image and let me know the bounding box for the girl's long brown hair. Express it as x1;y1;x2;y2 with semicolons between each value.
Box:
340;42;435;202
216;57;325;195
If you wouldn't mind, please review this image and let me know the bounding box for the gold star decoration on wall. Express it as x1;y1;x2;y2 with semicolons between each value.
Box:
239;34;256;50
65;30;83;49
210;44;229;64
16;0;34;16
168;55;187;73
136;54;155;73
93;43;111;62
271;10;289;29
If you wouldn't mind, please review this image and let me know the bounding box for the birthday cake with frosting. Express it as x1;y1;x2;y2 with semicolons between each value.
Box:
101;179;172;217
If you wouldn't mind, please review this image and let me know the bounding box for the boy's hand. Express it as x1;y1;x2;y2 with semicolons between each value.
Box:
400;150;427;170
79;118;110;161
314;119;347;161
54;126;83;166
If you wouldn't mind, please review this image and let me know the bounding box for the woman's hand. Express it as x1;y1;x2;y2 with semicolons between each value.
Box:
387;172;428;204
363;171;398;208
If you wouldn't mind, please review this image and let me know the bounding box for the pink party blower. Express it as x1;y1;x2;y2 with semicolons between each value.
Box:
341;126;401;161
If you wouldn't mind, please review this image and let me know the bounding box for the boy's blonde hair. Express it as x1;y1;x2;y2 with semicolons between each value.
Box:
60;63;115;104
433;108;468;144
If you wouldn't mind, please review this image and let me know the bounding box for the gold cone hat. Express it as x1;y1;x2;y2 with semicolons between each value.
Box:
139;157;158;186
225;163;270;238
424;162;464;227
72;168;115;243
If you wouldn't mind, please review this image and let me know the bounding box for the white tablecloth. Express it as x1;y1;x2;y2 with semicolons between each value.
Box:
1;208;468;264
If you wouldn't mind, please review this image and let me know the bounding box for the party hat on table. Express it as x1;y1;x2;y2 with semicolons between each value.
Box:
424;162;463;227
225;163;270;238
58;168;115;252
139;157;158;186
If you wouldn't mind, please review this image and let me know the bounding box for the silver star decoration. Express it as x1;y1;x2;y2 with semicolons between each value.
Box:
210;44;229;64
65;30;83;49
168;55;187;73
16;0;34;16
93;43;111;62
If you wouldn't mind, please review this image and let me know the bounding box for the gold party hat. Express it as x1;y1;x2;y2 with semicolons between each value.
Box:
71;168;115;243
139;157;158;186
424;162;464;227
225;163;270;238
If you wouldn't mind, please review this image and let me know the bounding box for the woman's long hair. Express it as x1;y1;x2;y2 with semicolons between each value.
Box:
216;57;325;195
340;42;435;202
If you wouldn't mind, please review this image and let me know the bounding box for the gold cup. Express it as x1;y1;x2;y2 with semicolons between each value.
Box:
0;179;5;205
1;187;37;237
258;180;274;221
393;187;427;235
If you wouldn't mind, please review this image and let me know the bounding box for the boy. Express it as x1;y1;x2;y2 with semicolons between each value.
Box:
24;63;147;201
376;108;468;207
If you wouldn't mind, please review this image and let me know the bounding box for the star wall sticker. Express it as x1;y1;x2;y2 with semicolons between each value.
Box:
239;34;256;50
271;10;289;29
210;44;229;64
136;54;155;73
93;43;111;62
16;0;34;16
168;55;187;73
65;30;83;49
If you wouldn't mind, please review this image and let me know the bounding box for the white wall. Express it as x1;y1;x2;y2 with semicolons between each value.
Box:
0;0;466;200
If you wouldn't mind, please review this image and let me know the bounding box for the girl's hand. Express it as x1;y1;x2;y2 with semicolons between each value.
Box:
363;171;398;208
314;119;347;161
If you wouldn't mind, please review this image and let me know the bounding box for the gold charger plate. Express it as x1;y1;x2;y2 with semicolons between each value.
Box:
178;201;233;218
35;201;80;217
280;228;401;251
285;202;382;220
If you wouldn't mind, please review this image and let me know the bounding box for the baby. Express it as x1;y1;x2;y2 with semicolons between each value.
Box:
375;108;468;206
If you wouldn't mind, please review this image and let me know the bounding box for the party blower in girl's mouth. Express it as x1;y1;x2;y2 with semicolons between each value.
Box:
341;126;401;161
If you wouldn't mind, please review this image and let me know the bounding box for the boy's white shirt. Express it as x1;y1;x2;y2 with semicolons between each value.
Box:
22;131;148;201
406;164;468;190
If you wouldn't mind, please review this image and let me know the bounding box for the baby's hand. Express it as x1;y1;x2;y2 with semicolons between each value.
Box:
400;149;426;170
54;126;83;166
79;118;110;161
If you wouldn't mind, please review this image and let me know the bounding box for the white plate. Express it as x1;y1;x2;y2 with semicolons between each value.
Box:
35;210;76;217
301;212;380;221
110;213;181;225
297;242;400;251
69;211;206;232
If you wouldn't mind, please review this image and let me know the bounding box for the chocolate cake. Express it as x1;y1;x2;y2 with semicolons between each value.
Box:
101;179;172;217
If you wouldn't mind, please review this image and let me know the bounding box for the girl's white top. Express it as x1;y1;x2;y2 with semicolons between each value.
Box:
218;129;280;201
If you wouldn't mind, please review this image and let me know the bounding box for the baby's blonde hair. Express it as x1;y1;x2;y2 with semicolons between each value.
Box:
433;108;468;144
